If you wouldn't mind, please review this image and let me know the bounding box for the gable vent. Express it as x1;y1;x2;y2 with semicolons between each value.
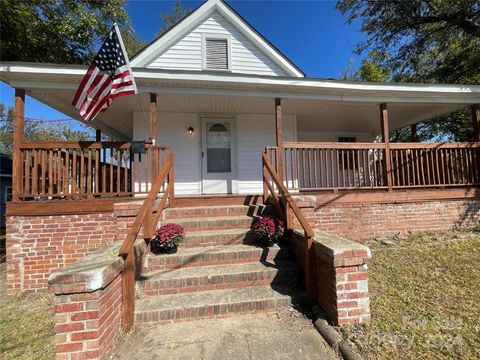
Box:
205;38;229;70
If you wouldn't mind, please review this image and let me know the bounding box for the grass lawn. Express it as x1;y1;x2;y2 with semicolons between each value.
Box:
0;292;55;360
339;229;480;360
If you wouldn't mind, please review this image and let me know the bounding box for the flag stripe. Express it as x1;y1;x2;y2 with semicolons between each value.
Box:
72;24;137;122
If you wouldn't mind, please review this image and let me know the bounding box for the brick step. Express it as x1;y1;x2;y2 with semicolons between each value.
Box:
144;243;293;271
159;216;257;232
135;285;305;324
180;228;256;248
174;195;263;208
163;205;267;220
138;260;300;296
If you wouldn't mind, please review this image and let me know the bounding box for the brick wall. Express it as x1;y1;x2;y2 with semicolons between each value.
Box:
48;241;132;360
6;213;118;293
6;201;141;294
293;195;480;240
314;233;371;326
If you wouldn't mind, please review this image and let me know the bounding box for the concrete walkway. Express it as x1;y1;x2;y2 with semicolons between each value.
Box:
109;309;338;360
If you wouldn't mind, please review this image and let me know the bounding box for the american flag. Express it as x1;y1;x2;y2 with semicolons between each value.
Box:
72;24;137;122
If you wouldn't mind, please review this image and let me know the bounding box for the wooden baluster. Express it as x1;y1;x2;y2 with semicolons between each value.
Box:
72;150;77;194
110;149;114;193
79;149;85;194
63;150;69;195
87;149;92;197
48;149;53;195
40;150;46;195
25;150;30;196
95;149;99;195
284;148;288;189
32;150;38;196
116;149;121;194
439;149;445;185
145;148;149;193
124;150;128;194
295;149;300;190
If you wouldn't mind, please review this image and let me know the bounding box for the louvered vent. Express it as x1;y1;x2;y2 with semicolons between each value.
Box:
205;39;229;70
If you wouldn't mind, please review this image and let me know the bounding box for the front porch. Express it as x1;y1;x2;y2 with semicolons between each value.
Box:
4;83;480;360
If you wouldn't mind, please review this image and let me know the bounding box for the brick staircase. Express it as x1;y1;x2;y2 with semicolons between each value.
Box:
134;197;305;324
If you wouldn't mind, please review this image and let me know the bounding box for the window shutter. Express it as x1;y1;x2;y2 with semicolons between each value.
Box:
205;39;229;70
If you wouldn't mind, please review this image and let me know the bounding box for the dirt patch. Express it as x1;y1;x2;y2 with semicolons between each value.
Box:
109;308;339;360
340;228;480;359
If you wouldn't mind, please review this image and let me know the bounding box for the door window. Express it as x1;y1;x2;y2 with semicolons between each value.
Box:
206;122;231;173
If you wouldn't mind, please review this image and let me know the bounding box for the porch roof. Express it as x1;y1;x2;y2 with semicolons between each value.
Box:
1;62;480;138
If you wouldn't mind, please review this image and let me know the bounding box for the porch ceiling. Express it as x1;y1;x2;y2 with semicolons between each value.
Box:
19;90;470;137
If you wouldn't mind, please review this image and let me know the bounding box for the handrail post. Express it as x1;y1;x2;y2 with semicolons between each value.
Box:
122;246;135;332
12;89;25;201
169;157;175;208
262;152;268;204
304;236;317;305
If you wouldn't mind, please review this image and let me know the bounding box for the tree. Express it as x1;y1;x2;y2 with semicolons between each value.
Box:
336;0;480;85
337;0;480;141
157;0;192;37
0;103;94;156
0;0;143;64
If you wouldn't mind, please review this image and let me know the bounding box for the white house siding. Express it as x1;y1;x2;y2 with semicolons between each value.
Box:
147;12;288;76
133;112;296;195
133;112;201;195
237;114;296;194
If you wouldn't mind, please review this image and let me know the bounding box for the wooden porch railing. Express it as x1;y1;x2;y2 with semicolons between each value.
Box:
118;151;175;332
262;151;316;305
267;142;480;191
16;141;169;199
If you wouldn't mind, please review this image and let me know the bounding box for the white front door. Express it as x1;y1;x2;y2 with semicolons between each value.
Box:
201;118;235;194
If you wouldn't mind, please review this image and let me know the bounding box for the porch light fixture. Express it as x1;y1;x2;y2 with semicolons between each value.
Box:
188;126;194;136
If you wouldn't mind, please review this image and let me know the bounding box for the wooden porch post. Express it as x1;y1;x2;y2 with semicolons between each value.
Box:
380;103;393;191
471;104;480;142
95;129;102;142
275;98;283;180
12;89;25;201
150;93;158;177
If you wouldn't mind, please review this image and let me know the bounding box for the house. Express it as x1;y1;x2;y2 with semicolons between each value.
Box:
1;0;480;358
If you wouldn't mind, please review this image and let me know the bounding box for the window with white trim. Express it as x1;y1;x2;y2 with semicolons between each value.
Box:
203;37;230;71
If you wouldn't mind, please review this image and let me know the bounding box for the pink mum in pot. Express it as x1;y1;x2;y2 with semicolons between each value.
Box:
151;223;185;253
252;216;284;246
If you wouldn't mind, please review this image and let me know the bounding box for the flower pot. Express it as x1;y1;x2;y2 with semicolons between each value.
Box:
164;246;178;254
263;239;274;248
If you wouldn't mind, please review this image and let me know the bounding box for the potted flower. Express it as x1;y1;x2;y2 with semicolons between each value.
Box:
252;216;284;247
151;223;185;254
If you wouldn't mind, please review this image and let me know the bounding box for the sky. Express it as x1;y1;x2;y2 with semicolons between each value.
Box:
0;0;364;125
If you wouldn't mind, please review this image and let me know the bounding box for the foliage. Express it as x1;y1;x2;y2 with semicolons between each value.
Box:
337;0;480;142
340;229;480;359
0;103;95;156
336;0;480;85
252;216;284;245
156;0;192;37
0;292;55;359
0;0;144;63
152;223;185;250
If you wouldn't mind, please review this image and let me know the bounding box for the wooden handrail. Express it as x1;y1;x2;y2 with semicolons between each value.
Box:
281;142;480;149
262;151;316;304
118;152;175;332
18;141;168;150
